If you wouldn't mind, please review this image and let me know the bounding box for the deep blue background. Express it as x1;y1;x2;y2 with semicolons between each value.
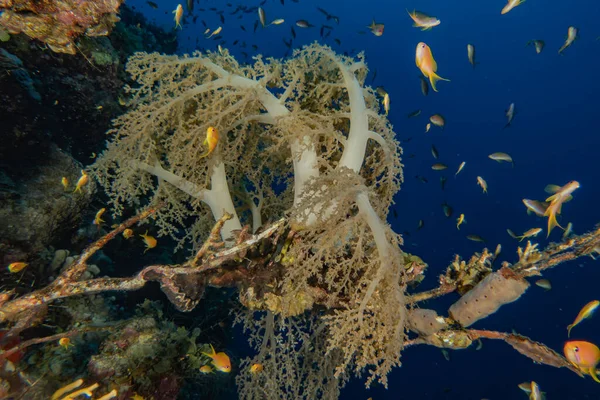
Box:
128;0;600;398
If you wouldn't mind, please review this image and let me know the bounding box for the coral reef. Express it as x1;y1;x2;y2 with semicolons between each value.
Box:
0;0;123;54
2;41;600;399
0;145;92;266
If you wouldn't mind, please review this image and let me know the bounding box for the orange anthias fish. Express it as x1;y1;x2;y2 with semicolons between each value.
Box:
406;10;440;31
567;300;600;338
544;181;580;237
559;26;578;54
249;363;263;373
564;340;600;383
199;127;219;158
501;0;525;15
7;262;28;273
202;344;231;373
73;170;89;193
415;42;449;92
522;199;549;217
139;231;157;253
93;208;106;226
173;4;184;29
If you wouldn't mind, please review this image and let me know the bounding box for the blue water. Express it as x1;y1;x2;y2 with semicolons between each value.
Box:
129;0;600;398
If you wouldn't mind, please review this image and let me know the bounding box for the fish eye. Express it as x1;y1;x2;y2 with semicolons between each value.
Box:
574;346;580;352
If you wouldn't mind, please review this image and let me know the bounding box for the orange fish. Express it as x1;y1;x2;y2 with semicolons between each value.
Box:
249;363;263;373
564;340;600;383
93;208;106;226
415;42;449;92
567;300;600;338
202;344;231;373
199;127;219;159
199;365;214;374
123;228;134;239
173;4;183;29
59;337;74;350
139;231;157;253
544;181;579;237
7;262;27;273
501;0;525;15
73;170;89;193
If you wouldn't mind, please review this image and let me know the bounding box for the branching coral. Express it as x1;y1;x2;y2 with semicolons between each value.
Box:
5;42;600;399
92;43;406;384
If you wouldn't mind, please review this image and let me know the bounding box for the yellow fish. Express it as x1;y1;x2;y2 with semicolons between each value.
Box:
123;228;134;240
415;42;449;92
59;337;74;350
406;10;440;31
8;262;28;273
249;363;263;373
567;300;600;338
456;214;465;230
564;340;600;383
477;176;488;193
140;231;157;253
73;170;89;193
93;208;106;226
202;344;231;373
544;180;579;237
501;0;525;15
199;365;214;374
382;93;390;116
61;177;69;190
173;4;183;29
507;227;542;241
559;26;578;54
206;26;222;39
455;161;466;176
199;127;219;158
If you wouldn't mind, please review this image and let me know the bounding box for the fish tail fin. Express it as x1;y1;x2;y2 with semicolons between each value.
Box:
590;367;600;384
428;72;449;92
567;324;573;338
202;344;216;357
546;210;562;237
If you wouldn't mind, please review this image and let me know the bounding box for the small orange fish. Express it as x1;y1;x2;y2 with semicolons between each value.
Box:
173;4;183;29
559;26;578;54
123;228;134;239
522;199;549;217
564;340;600;383
202;344;231;373
139;231;157;253
544;181;579;237
61;177;69;190
59;337;73;350
73;170;89;193
199;365;214;374
7;262;27;273
567;300;600;338
93;208;106;226
249;363;263;373
501;0;525;15
415;42;449;92
477;176;488;193
199;127;219;159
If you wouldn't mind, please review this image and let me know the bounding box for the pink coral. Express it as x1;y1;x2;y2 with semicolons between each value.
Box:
0;0;123;54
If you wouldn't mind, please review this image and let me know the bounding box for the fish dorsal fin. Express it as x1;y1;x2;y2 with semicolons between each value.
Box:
544;184;561;194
